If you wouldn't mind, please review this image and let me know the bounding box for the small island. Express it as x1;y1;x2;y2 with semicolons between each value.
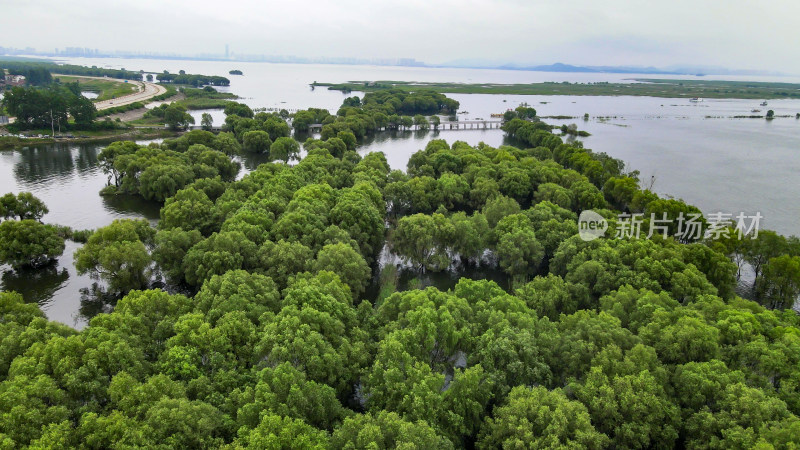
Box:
229;69;243;75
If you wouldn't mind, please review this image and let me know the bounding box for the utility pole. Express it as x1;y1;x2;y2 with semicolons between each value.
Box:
50;109;55;137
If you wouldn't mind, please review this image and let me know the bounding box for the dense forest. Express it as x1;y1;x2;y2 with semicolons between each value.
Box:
1;97;800;448
287;90;459;138
156;71;231;87
2;83;99;130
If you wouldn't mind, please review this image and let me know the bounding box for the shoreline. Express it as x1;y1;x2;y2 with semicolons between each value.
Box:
0;128;181;150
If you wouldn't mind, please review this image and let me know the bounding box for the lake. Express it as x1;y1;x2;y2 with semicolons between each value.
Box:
2;57;799;327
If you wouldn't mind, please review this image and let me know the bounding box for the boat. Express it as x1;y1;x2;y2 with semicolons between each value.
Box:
751;109;761;113
689;97;703;102
760;100;768;106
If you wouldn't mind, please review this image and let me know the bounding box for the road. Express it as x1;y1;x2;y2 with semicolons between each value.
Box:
54;74;168;111
92;79;168;110
1;76;168;127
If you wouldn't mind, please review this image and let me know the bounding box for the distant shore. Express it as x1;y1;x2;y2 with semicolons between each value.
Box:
313;79;800;100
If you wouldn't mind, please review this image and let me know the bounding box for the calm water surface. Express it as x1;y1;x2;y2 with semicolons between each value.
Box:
2;57;799;327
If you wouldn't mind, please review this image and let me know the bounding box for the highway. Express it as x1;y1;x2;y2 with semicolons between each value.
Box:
91;79;168;110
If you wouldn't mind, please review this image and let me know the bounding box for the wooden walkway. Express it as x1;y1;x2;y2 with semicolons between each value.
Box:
306;120;503;133
186;120;504;133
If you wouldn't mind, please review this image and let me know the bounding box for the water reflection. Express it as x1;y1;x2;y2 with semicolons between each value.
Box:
238;152;273;172
1;263;70;308
102;194;162;224
13;144;76;185
75;145;100;173
78;283;118;320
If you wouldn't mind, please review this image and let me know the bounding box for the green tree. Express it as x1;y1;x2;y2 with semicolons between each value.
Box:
745;230;788;286
237;362;347;431
496;228;544;280
0;192;49;221
0;374;71;446
0;220;65;268
313;243;371;297
69;95;97;126
430;115;441;130
758;255;800;309
271;137;301;162
482;195;521;228
152;228;203;283
477;385;608;449
234;414;329;449
336;131;357;151
74;219;155;294
413;114;429;130
138;163;196;202
223;101;254;118
684;382;792;449
392;213;454;271
259;239;314;289
534;182;573;210
332;411;452;449
200;112;213;131
573;367;679;448
143;398;225;448
243;130;272;154
183;231;259;286
516;274;584;320
159;187;220;236
164;105;195;130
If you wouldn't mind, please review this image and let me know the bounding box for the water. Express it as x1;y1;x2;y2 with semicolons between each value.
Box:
0;142;161;329
0;142;161;230
3;57;799;327
439;93;800;237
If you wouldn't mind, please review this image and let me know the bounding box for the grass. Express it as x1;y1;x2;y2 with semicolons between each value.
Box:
55;75;139;101
127;116;167;127
313;79;800;99
179;97;233;110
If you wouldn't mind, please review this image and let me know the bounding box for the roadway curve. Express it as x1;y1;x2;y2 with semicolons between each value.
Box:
54;75;168;110
92;79;167;110
1;77;167;126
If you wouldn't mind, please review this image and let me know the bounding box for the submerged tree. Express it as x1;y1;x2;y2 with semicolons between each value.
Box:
0;220;64;268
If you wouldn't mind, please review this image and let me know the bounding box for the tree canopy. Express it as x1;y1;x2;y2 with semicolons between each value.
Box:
1;113;799;449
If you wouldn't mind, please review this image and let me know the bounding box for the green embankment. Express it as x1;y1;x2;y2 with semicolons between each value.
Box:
313;79;800;99
54;75;139;101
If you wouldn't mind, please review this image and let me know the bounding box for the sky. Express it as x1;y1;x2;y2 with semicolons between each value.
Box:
2;0;799;73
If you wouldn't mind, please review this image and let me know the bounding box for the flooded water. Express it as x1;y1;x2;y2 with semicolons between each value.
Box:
3;56;799;327
0;142;161;230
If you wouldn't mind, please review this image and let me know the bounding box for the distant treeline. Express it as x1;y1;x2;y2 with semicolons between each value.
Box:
314;79;800;99
156;71;230;87
1;60;143;83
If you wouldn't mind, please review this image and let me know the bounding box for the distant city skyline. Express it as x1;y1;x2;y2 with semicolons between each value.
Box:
0;45;783;77
2;0;799;74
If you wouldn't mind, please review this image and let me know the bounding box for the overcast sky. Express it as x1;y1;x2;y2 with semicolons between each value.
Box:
2;0;798;73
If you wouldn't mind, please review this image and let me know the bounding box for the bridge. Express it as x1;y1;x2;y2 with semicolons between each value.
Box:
307;120;503;133
184;119;504;134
